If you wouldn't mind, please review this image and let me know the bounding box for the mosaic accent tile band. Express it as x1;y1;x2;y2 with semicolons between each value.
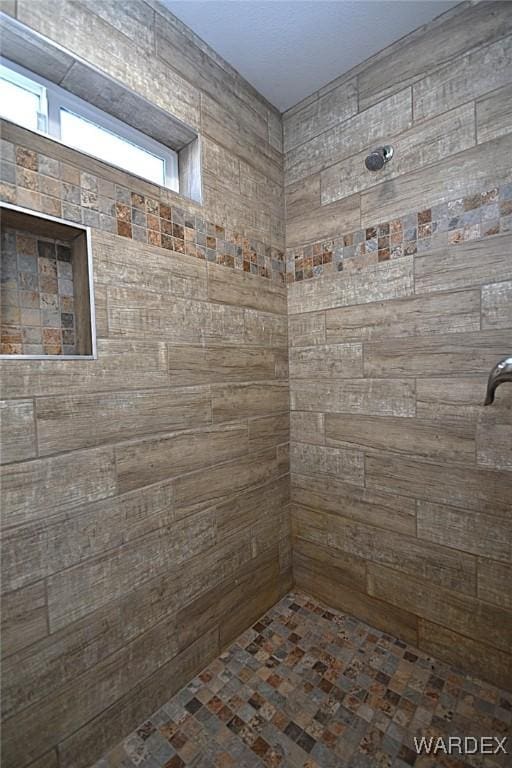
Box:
94;592;511;768
0;227;76;355
286;183;512;283
0;140;286;283
3;136;511;288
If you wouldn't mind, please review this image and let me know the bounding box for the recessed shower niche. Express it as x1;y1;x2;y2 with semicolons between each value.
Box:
0;203;96;358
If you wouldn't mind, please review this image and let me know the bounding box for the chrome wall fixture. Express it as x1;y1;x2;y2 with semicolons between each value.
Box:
484;356;512;405
364;145;394;171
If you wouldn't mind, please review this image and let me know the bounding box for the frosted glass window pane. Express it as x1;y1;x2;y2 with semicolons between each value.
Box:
60;109;165;185
0;79;41;130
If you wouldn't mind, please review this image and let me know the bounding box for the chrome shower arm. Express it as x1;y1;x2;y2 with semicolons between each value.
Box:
484;356;512;405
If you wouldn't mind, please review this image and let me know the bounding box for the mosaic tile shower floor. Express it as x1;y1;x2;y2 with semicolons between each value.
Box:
95;592;511;768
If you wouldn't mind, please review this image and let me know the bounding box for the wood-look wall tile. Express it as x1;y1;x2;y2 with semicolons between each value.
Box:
418;619;512;692
414;35;512;122
219;549;287;648
321;103;475;204
115;422;247;494
58;627;218;768
285;89;412;185
357;1;512;110
290;442;364;486
16;0;201;130
294;563;418;645
477;406;512;470
244;309;288;347
366;453;512;516
291;503;328;546
1;608;216;768
83;0;156;50
1;479;175;594
417;500;511;562
46;509;216;631
21;751;58;768
174;447;285;519
288;256;414;314
1;581;47;659
284;173;321;220
0;340;169;398
477;558;512;610
35;387;212;456
288;311;325;347
0;400;36;464
325;413;475;465
283;78;358;153
286;193;361;248
167;344;286;385
93;230;207;300
329;516;477;595
291;472;416;536
217;476;288;542
360;133;512;227
290;378;416;417
289;342;362;379
212;381;289;422
202;136;241;192
290;412;325;446
477;82;512;144
107;287;245;344
207;262;286;315
200;92;282;187
481;280;512;329
1;447;117;529
2;544;220;720
364;330;511;378
248;413;289;452
293;537;366;594
155;8;270;128
415;234;512;296
367;562;512;653
416;376;487;423
325;290;480;342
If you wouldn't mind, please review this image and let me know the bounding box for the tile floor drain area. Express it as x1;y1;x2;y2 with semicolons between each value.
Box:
94;592;511;768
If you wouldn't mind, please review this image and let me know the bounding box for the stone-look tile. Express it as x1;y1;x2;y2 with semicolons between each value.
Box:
1;227;76;356
3;133;512;287
286;182;512;284
94;592;511;768
2;136;286;285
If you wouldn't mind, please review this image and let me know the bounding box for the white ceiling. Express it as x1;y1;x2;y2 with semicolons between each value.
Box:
163;1;458;112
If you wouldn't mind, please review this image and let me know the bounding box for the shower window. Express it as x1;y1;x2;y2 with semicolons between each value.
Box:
0;58;179;191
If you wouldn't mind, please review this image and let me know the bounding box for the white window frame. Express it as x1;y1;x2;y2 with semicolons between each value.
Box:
0;57;179;192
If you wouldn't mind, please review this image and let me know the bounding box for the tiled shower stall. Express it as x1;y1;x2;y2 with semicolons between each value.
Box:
0;1;511;767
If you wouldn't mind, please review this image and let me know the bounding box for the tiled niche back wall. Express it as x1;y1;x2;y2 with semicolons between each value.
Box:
1;228;76;355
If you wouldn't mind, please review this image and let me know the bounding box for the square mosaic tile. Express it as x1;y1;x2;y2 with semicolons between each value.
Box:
1;138;286;284
285;183;512;283
0;227;76;355
94;592;511;768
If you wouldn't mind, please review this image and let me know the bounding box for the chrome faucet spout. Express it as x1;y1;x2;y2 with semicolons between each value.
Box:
484;356;512;405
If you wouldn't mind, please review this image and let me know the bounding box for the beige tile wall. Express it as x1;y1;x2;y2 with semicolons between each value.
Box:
0;222;291;768
285;1;512;692
2;4;512;768
3;0;284;250
0;3;289;767
284;1;512;249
